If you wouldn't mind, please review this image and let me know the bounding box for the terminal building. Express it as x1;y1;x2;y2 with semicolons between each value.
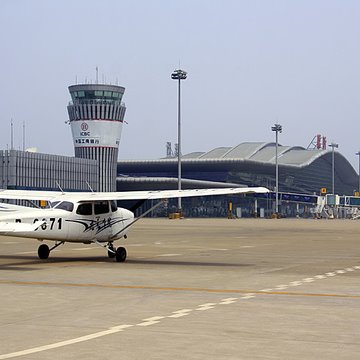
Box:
116;142;359;217
0;149;98;192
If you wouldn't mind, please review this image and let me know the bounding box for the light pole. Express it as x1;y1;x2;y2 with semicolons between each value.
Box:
271;123;282;215
329;142;338;194
171;68;187;214
356;151;360;194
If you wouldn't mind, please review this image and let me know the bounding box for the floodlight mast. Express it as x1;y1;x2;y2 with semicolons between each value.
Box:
271;124;282;215
356;151;360;194
328;142;338;195
171;69;187;215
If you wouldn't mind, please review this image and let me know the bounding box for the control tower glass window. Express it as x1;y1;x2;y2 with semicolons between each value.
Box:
71;90;123;102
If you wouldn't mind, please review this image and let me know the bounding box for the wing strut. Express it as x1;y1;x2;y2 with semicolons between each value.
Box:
111;200;165;239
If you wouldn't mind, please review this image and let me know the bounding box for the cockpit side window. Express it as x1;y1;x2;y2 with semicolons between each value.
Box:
55;201;74;212
76;203;93;215
94;201;109;215
110;200;117;212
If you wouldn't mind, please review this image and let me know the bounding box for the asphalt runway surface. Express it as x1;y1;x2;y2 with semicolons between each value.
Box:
0;218;359;359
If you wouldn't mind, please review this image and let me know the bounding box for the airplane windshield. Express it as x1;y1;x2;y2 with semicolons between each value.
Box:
55;201;74;212
50;201;60;208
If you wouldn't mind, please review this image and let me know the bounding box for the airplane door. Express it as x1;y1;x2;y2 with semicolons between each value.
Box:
93;201;112;241
72;202;96;241
72;201;114;241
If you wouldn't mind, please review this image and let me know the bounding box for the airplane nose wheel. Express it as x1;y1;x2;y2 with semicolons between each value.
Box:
107;243;116;259
115;247;127;262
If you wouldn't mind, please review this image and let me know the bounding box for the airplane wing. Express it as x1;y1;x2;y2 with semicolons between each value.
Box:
106;187;270;201
0;221;45;234
0;187;269;202
0;189;63;201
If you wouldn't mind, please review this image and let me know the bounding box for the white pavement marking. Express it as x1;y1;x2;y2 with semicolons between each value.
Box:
157;253;182;257
241;293;255;300
72;247;95;251
326;272;337;277
289;281;302;287
354;266;360;269
219;298;238;305
303;278;315;283
314;275;326;279
196;303;217;311
275;285;288;290
168;309;193;318
109;325;134;331
346;268;354;272
259;288;273;292
136;316;165;327
0;324;133;360
336;270;346;274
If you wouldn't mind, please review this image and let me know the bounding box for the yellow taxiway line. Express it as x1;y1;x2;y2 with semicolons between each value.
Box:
0;279;359;299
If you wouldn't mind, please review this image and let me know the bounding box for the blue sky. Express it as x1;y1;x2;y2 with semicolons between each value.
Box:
0;0;359;169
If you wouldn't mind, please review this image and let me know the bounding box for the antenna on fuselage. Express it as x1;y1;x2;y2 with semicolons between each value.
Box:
86;181;94;192
55;181;65;194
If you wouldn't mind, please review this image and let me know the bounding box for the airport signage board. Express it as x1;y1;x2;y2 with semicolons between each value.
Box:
70;120;122;148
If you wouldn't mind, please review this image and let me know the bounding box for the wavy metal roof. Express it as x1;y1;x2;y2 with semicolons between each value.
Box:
120;142;355;171
199;147;232;159
118;142;358;195
182;142;330;167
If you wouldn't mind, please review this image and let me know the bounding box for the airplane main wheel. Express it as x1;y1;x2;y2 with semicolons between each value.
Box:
115;247;127;262
38;244;50;260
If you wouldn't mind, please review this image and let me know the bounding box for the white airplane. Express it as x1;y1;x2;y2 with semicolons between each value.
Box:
0;187;268;262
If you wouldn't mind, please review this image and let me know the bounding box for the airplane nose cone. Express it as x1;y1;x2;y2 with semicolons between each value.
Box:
123;208;135;221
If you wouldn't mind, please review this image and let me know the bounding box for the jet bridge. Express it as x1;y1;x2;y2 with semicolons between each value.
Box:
253;192;360;219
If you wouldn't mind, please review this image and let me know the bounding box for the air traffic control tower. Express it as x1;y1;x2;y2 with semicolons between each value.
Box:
67;84;126;191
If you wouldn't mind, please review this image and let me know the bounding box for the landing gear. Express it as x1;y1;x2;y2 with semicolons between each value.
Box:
107;243;116;258
38;244;50;259
37;241;64;260
94;241;127;262
115;247;127;262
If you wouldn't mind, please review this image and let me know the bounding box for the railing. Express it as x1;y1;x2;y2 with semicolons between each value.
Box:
68;100;125;106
